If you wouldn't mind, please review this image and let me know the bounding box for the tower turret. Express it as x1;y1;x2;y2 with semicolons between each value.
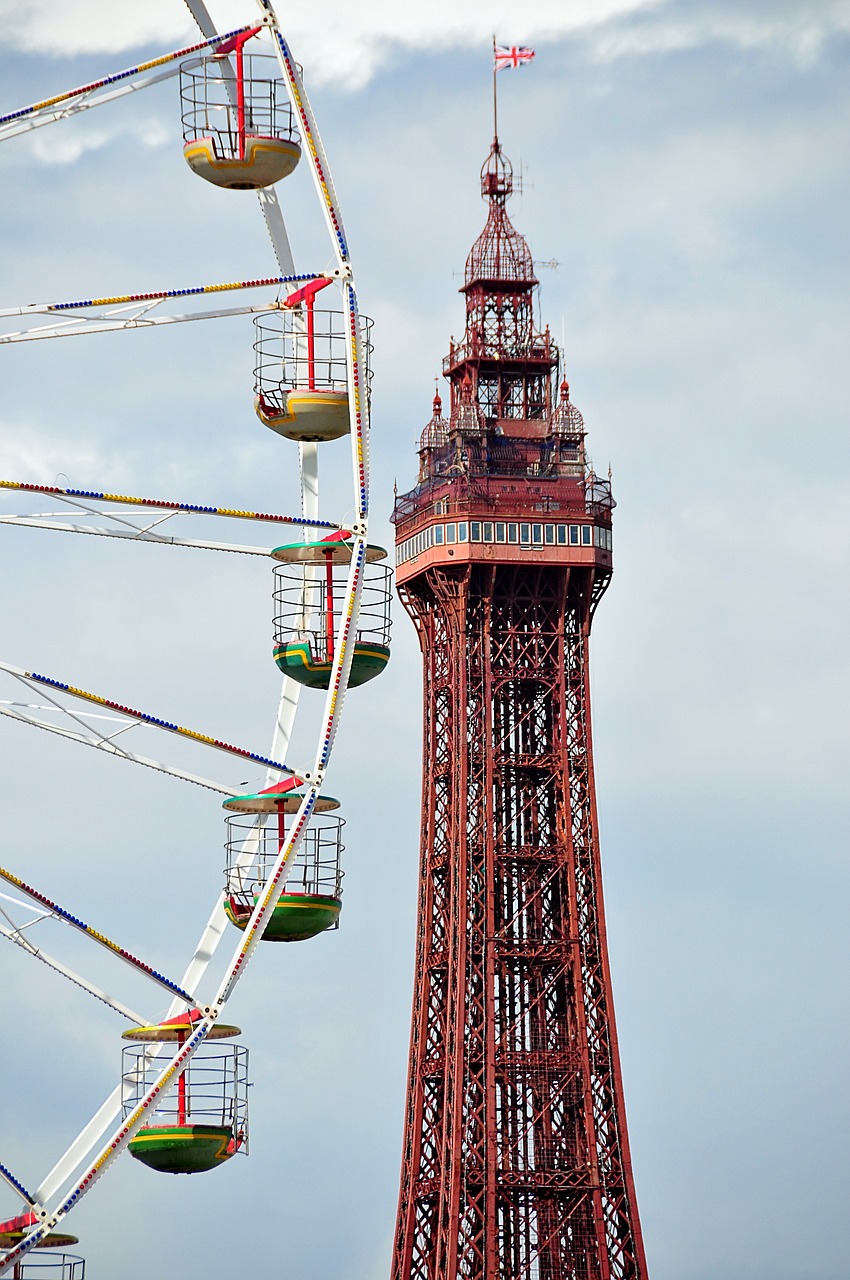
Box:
443;138;555;428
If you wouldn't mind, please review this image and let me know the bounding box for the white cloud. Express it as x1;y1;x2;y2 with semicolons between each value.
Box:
586;0;850;66
6;0;850;92
4;0;194;56
0;418;114;479
4;0;660;62
21;116;171;166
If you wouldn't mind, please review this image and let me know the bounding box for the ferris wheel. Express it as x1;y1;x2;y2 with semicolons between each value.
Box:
0;2;389;1273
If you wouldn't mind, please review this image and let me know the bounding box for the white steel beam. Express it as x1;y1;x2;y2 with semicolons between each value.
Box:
0;921;148;1025
0;516;271;554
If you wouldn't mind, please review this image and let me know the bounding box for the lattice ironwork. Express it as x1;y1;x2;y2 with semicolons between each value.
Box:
392;133;646;1280
393;567;646;1280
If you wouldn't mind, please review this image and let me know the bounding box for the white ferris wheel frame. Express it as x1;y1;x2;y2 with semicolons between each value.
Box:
0;0;373;1268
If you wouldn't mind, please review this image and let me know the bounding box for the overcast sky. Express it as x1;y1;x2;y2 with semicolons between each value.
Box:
0;4;849;1280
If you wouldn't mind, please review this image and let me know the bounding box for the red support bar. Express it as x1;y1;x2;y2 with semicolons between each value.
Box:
177;1068;187;1127
281;278;333;309
213;28;262;162
175;1024;189;1126
282;278;333;395
306;292;317;391
324;550;335;662
235;39;246;161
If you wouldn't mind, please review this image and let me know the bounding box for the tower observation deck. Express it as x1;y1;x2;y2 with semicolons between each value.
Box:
390;138;648;1280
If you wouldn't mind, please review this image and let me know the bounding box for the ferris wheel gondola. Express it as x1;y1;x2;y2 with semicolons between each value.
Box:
0;0;379;1271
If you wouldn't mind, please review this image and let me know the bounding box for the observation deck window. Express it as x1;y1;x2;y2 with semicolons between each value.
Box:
395;519;611;565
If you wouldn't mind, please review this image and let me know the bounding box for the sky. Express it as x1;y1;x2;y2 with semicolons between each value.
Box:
0;3;849;1279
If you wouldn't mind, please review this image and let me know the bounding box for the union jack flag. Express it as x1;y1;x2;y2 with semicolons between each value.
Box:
494;44;536;71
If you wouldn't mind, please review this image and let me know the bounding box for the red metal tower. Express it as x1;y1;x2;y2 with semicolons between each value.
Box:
390;137;648;1280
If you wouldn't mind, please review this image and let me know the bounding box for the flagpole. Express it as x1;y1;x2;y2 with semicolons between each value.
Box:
492;34;498;140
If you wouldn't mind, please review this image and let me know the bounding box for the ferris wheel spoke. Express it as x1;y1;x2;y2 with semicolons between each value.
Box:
0;866;200;1007
0;701;252;795
0;515;274;554
0;270;333;344
0;68;182;143
0;663;303;779
0;27;257;143
0;478;341;532
0;271;326;320
0;1162;35;1207
0;918;150;1026
256;187;296;275
0;303;281;343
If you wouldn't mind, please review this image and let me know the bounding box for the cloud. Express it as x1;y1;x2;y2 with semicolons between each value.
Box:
0;417;114;480
584;0;850;66
6;0;850;93
20;117;172;167
3;0;660;63
4;0;194;57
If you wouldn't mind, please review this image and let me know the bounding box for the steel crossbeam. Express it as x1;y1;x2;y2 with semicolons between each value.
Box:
391;564;647;1280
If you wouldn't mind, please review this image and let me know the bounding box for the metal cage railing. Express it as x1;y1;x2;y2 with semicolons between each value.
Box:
225;811;344;902
121;1043;249;1149
254;308;373;411
180;52;298;159
10;1256;86;1280
272;560;392;660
